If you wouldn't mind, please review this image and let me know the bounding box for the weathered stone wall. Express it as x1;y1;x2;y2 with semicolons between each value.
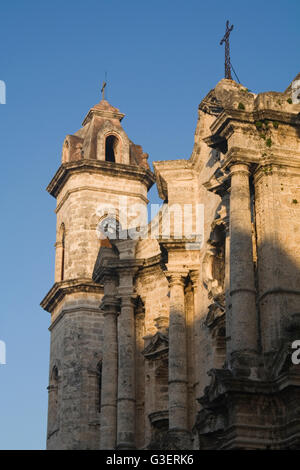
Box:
255;165;300;353
43;76;300;450
47;294;103;450
55;172;149;281
43;97;154;450
192;110;225;400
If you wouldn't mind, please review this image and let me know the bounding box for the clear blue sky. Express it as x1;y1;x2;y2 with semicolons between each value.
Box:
0;0;299;450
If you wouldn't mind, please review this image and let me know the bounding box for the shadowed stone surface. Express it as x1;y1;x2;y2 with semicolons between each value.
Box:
42;75;300;449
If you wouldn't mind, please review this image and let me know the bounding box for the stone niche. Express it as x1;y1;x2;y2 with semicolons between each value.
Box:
143;317;169;449
202;220;226;368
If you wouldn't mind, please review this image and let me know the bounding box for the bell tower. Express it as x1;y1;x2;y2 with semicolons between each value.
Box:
41;93;154;449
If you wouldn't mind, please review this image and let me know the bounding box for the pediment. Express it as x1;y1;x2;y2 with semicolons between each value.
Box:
142;332;168;359
199;89;223;116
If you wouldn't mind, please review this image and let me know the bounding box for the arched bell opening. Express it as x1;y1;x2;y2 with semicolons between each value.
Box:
105;135;119;162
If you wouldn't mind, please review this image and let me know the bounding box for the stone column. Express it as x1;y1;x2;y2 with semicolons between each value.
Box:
224;218;232;363
166;271;192;448
229;163;258;370
116;268;137;450
99;275;118;450
190;271;201;406
135;304;145;449
184;282;195;430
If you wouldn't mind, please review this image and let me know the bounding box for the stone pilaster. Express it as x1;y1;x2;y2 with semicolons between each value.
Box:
165;271;192;448
116;268;137;450
135;302;145;449
99;274;119;450
229;162;258;371
224;219;232;363
189;271;201;407
117;295;136;449
184;282;196;430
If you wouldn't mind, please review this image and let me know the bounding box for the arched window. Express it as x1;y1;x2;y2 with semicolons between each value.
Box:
60;223;65;281
52;365;59;382
55;223;66;283
97;362;102;413
48;365;59;436
105;135;119;162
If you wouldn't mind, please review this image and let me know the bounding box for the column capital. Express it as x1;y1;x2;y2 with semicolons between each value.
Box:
116;266;139;277
229;162;252;177
101;294;119;316
118;295;137;308
165;271;188;288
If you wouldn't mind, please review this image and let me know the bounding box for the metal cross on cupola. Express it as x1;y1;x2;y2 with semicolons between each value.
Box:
101;72;108;100
220;20;234;80
101;80;107;100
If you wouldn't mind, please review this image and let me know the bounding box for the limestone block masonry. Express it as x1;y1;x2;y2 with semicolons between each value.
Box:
42;74;300;450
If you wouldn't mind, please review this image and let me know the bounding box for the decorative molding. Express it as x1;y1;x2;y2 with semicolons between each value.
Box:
47;159;155;198
198;89;223;116
259;287;300;302
142;332;169;360
40;278;103;314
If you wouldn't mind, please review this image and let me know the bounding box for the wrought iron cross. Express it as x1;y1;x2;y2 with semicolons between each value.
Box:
220;20;234;79
101;80;107;100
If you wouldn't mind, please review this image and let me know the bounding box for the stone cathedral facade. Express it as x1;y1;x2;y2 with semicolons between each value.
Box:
41;75;300;450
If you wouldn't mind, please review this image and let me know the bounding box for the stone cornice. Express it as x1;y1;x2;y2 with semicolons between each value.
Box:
93;255;144;283
209;107;300;139
137;254;162;278
221;146;300;171
40;278;103;313
254;163;300;184
204;108;300;157
47;160;155;198
159;237;200;251
153;159;193;170
221;146;264;168
199;367;300;408
92;246;119;282
142;253;162;268
82;108;125;126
